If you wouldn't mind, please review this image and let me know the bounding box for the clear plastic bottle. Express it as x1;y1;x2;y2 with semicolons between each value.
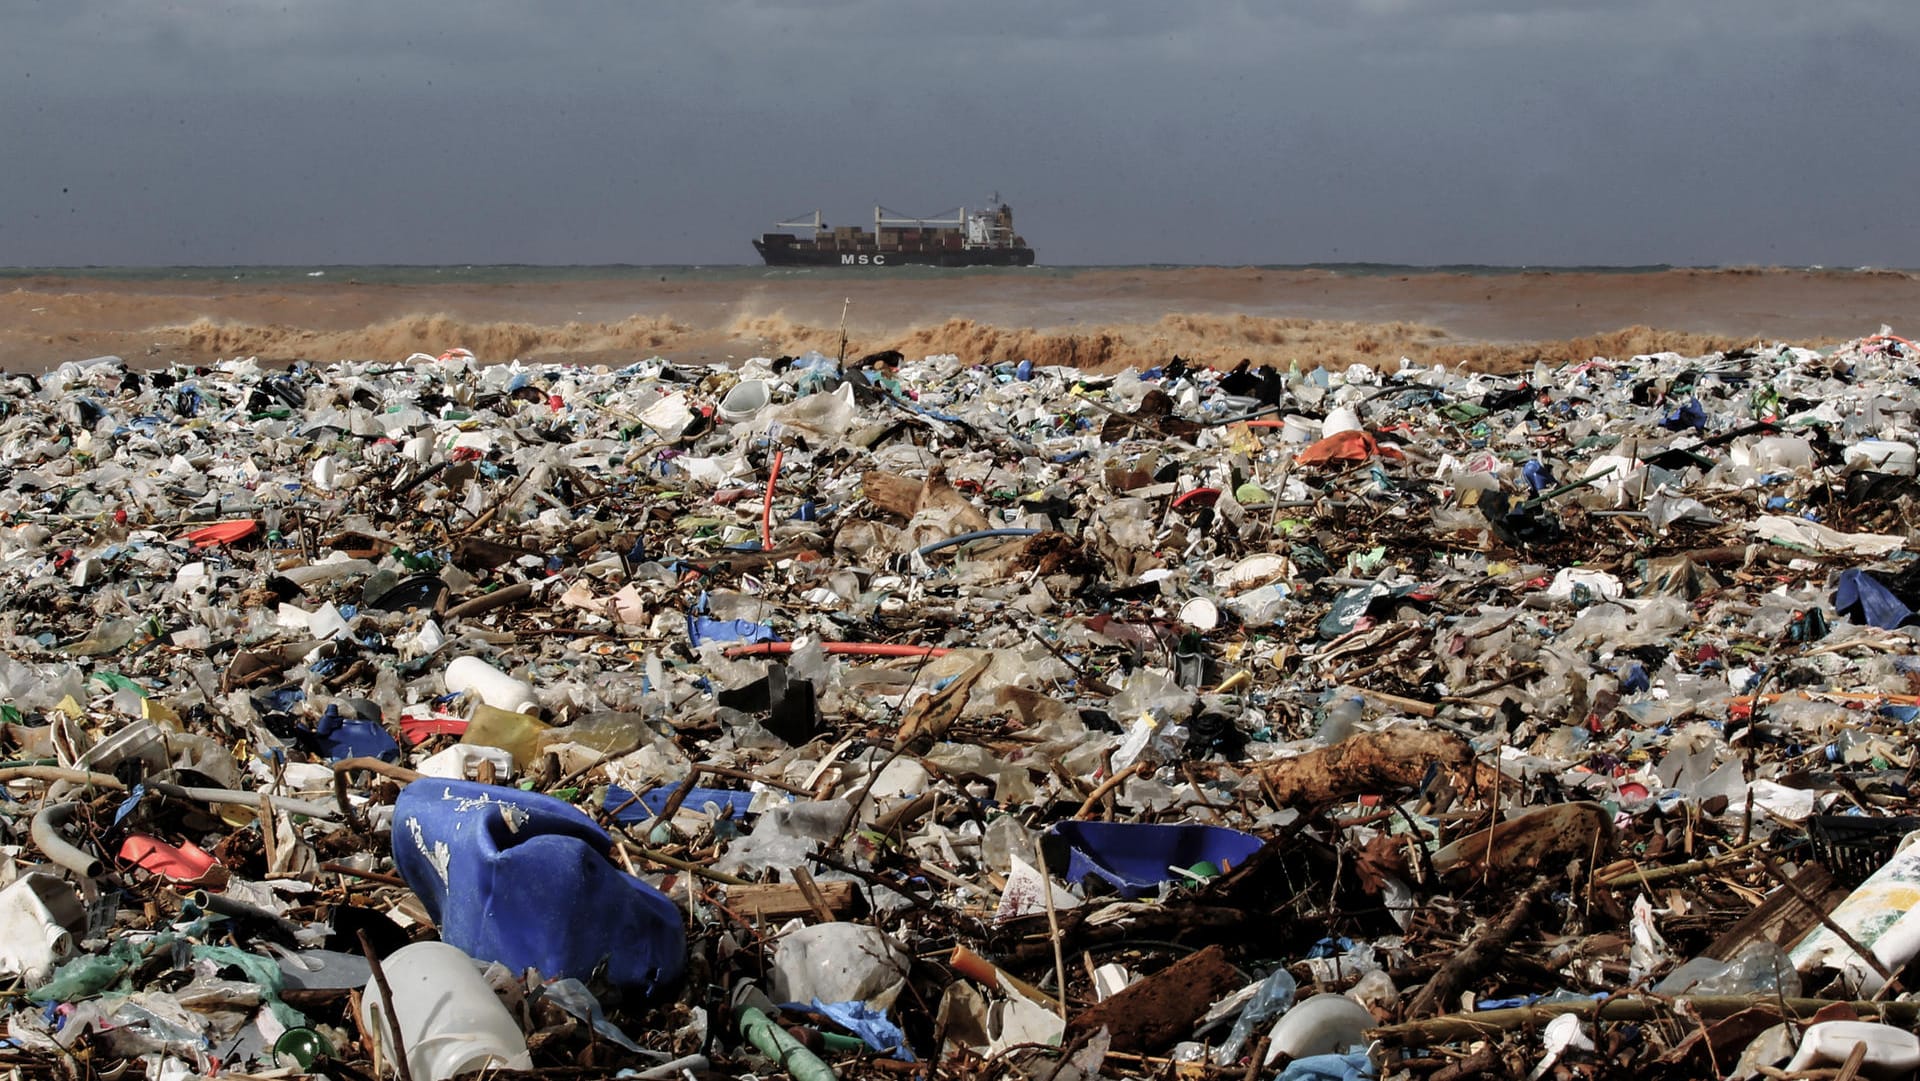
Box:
547;711;650;756
1214;967;1297;1065
1316;693;1365;746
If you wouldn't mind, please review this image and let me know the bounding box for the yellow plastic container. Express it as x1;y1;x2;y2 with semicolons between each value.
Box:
461;704;553;771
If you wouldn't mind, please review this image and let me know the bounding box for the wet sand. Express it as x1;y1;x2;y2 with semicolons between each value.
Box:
4;266;1918;373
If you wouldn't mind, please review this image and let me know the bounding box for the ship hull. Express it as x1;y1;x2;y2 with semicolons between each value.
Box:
754;242;1034;268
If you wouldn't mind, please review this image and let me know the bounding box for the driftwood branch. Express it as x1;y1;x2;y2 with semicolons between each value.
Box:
1406;875;1552;1018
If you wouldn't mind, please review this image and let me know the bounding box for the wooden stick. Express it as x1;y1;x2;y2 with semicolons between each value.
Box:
1407;876;1550;1019
359;929;415;1081
644;769;701;836
790;865;838;924
258;793;279;872
1757;855;1903;995
700;763;815;796
321;862;410;889
1357;688;1438;718
1370;995;1920;1046
1596;840;1768;888
349;987;381;1081
332;768;365;830
614;835;749;885
1836;1039;1869;1081
333;757;425;785
1243;1035;1271;1081
1033;839;1070;1022
1073;762;1145;821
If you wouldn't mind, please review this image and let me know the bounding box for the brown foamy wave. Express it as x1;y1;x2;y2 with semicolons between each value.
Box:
883;317;1802;375
170;313;691;362
723;313;845;356
1425;326;1784;373
854;313;1454;373
725;312;1780;375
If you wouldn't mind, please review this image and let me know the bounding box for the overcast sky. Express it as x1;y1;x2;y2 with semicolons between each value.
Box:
5;1;1917;267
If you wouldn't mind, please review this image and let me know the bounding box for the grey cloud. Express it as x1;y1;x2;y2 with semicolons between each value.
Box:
3;1;1919;265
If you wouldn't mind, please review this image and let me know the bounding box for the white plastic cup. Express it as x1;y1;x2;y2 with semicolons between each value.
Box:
361;942;532;1081
444;656;539;716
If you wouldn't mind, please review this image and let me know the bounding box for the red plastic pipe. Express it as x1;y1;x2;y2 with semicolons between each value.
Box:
761;449;785;551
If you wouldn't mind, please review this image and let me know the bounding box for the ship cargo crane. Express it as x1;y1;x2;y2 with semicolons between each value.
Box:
773;211;826;233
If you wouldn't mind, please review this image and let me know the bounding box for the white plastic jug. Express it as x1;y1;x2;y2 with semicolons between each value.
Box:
1844;439;1919;477
443;656;539;716
0;874;85;984
361;942;532;1081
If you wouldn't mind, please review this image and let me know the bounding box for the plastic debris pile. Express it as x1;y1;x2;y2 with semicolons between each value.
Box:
0;333;1917;1078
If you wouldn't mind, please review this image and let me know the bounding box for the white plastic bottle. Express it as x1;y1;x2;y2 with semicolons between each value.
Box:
360;942;532;1081
1785;1020;1920;1076
443;656;540;716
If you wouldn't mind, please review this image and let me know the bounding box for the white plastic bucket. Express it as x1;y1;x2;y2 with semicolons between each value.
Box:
1321;407;1363;437
719;379;771;424
1279;415;1320;444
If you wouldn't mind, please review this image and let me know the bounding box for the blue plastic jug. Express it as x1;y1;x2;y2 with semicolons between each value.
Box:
392;779;685;996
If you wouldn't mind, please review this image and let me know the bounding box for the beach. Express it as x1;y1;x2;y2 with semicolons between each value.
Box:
3;265;1918;373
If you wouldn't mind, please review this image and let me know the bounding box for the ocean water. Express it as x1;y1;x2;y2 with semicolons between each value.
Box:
0;261;1708;286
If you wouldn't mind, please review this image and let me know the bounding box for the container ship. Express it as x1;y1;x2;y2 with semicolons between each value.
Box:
753;195;1035;267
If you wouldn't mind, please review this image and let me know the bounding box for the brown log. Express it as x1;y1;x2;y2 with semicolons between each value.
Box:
861;468;991;533
443;581;534;620
1430;1045;1501;1081
861;471;926;518
1254;729;1473;808
1065;944;1245;1053
1431;802;1613;883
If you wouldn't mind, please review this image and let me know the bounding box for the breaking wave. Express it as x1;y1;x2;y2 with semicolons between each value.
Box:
726;313;1765;375
174;313;691;362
